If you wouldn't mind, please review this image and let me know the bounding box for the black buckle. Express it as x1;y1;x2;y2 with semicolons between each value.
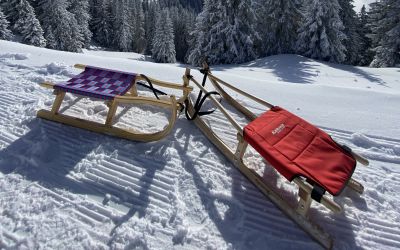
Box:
311;185;326;203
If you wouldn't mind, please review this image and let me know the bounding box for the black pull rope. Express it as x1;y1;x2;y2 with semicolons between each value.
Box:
138;74;167;100
184;67;222;121
193;69;209;108
185;91;221;120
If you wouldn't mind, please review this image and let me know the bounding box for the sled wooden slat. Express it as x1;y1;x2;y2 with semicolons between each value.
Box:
51;91;65;114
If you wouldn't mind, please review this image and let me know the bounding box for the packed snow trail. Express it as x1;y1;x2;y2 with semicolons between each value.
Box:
0;41;400;249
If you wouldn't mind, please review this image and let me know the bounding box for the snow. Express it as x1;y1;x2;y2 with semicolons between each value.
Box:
354;0;374;11
0;40;400;249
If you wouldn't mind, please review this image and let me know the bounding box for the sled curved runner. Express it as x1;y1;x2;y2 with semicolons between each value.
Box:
37;64;193;142
184;65;369;249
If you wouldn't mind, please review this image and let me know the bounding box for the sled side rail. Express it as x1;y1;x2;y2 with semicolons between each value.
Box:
208;74;274;108
351;152;369;166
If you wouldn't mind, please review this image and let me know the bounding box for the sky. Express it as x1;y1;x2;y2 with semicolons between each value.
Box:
353;0;374;12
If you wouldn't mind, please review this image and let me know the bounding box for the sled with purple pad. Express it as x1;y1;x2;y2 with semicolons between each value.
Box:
37;64;193;142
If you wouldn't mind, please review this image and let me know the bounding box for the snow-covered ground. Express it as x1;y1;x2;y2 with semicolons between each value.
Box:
0;40;399;249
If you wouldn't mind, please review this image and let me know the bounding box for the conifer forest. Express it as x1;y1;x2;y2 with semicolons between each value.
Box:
0;0;399;67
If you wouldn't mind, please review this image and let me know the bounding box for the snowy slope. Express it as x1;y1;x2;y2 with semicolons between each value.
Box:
0;40;400;249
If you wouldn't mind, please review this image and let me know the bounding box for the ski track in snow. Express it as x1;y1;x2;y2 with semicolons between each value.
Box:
0;43;400;249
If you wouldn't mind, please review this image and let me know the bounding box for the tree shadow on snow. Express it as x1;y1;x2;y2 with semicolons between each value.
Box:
319;61;389;88
212;54;320;84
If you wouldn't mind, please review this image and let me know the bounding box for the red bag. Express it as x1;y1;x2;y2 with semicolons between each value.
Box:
244;107;356;196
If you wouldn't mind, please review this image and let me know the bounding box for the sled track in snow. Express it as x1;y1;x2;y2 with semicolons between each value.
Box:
0;91;179;247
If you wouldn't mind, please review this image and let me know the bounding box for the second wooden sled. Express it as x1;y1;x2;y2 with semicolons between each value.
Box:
37;64;193;142
183;65;369;249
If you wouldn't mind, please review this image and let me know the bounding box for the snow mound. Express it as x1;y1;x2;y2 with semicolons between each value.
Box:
0;52;30;60
36;62;73;76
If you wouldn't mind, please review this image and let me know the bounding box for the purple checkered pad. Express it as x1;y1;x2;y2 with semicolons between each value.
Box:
54;66;137;100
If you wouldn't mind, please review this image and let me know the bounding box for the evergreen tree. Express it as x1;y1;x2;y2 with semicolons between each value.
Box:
3;0;45;47
69;0;92;48
368;0;400;67
178;0;203;13
296;0;347;63
37;0;83;52
111;0;132;51
152;10;176;63
0;7;12;40
358;5;373;65
188;0;257;66
131;0;146;53
169;6;196;62
255;0;301;55
144;1;159;54
338;0;364;65
90;0;113;47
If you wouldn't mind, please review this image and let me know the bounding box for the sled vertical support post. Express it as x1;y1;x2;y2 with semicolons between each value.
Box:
294;178;342;214
51;90;66;114
183;68;191;99
105;100;118;126
130;78;139;97
297;186;312;217
235;133;248;163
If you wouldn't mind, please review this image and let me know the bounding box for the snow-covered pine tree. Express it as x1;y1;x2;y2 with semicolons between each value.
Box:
358;5;373;65
144;1;159;54
179;0;203;13
151;9;176;63
111;0;132;51
169;5;196;62
90;0;113;47
0;7;12;40
188;0;257;66
368;0;400;67
296;0;347;63
37;0;83;52
68;0;92;48
3;0;45;47
338;0;364;65
255;0;301;55
131;0;146;53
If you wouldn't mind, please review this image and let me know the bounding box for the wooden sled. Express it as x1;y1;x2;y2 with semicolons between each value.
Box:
183;64;369;249
37;64;192;142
